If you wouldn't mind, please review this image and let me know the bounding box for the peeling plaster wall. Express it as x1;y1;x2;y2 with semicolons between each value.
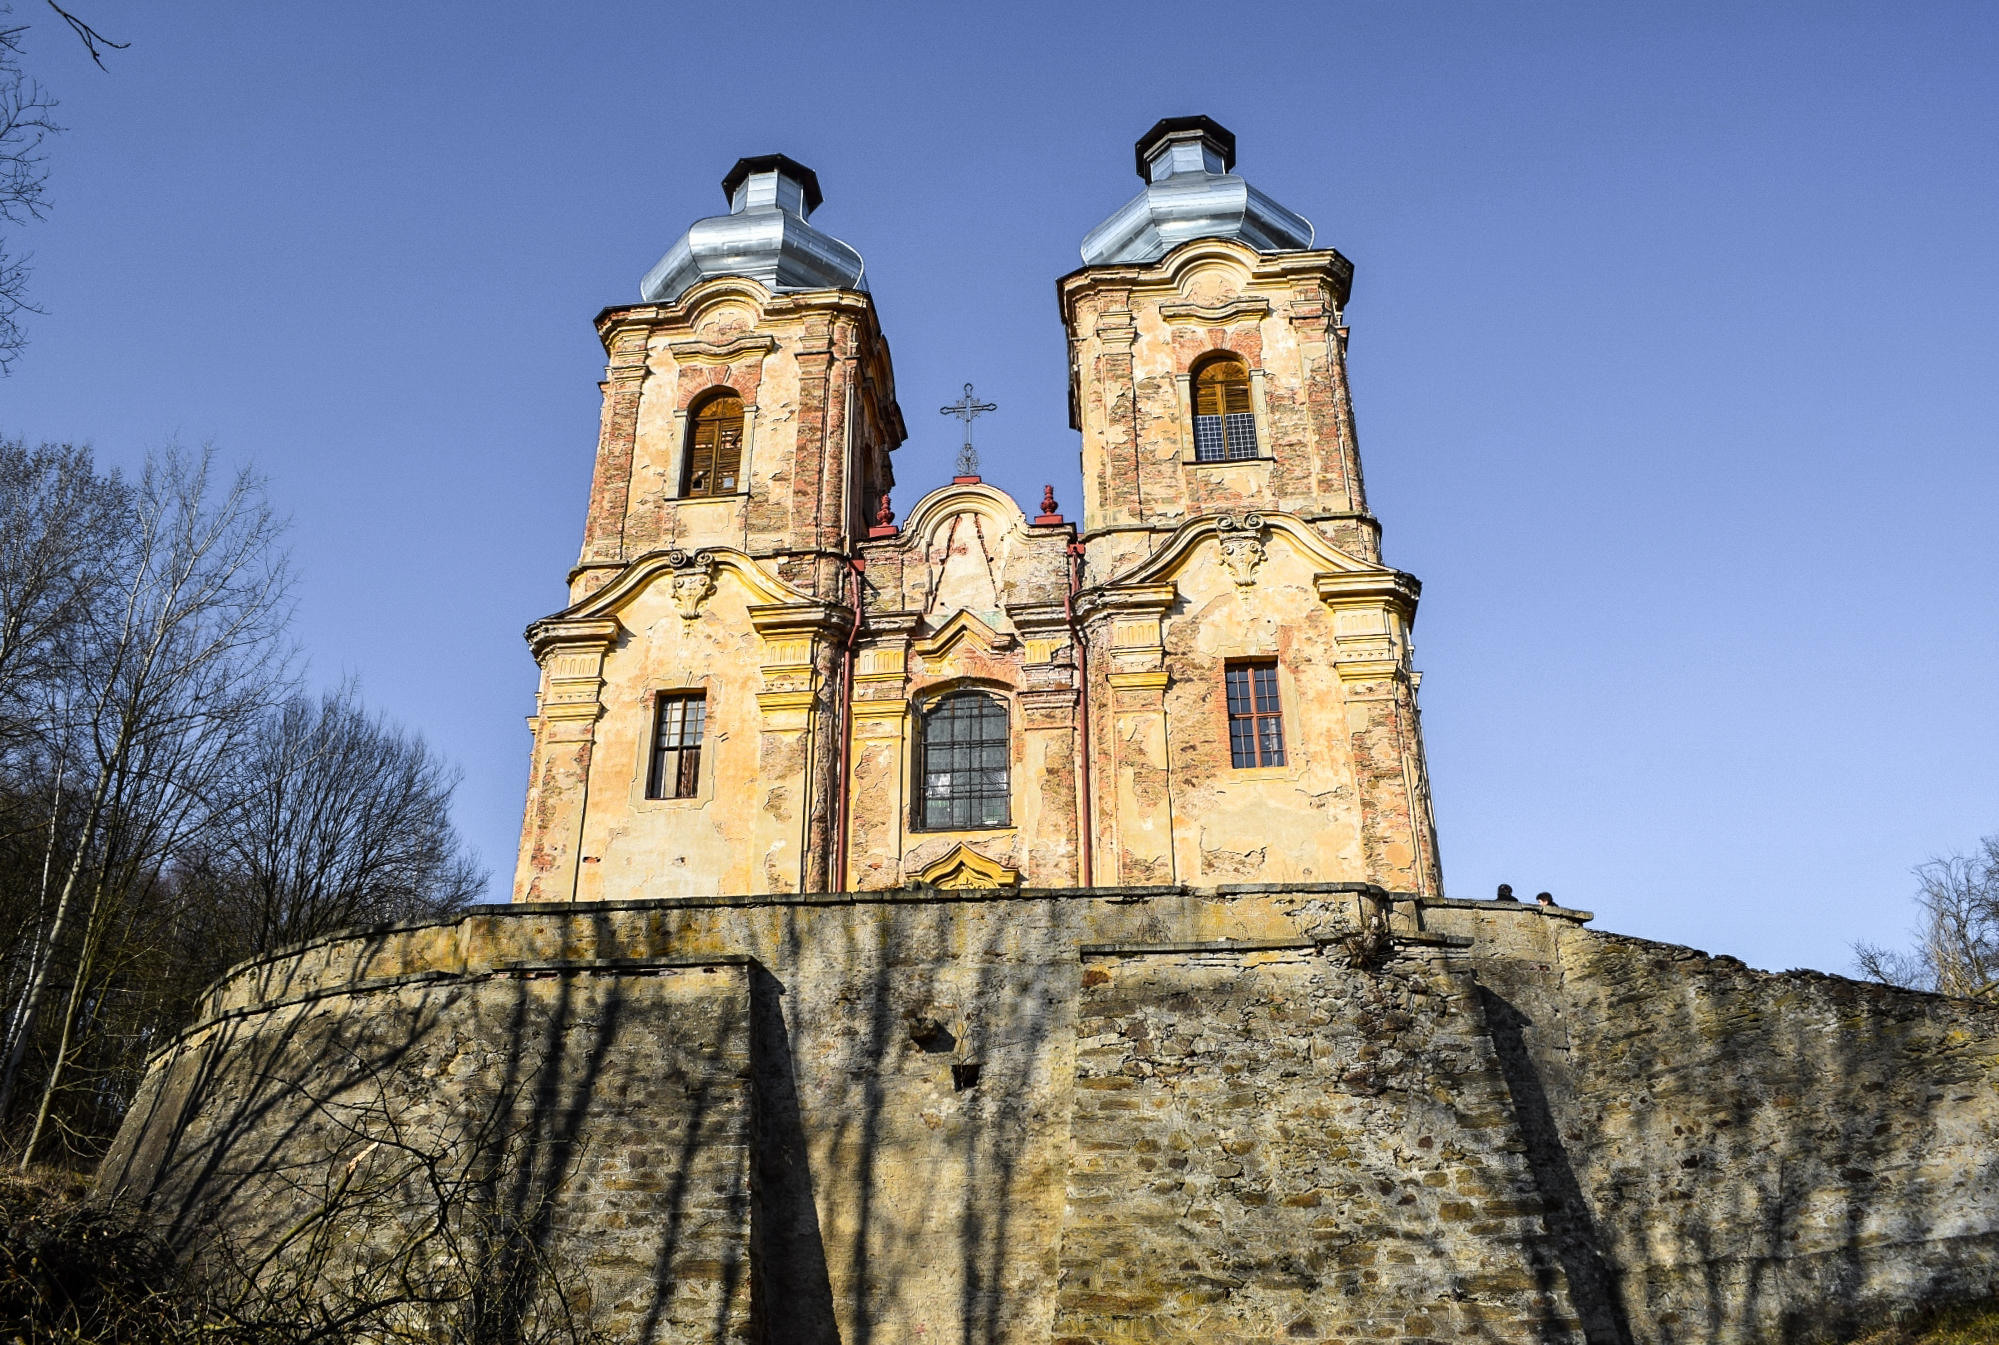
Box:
104;892;1999;1345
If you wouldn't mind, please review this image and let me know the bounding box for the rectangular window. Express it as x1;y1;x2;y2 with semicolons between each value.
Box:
647;692;706;799
1193;373;1258;462
684;404;744;497
918;692;1012;830
1225;662;1286;768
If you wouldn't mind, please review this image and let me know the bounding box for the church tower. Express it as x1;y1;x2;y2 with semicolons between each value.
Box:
513;155;905;901
1064;116;1442;894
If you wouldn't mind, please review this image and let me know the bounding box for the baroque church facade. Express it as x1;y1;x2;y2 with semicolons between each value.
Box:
513;116;1442;904
103;118;1999;1345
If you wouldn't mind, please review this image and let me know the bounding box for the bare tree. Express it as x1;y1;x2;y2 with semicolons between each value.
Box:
0;2;127;372
192;684;486;962
0;7;58;373
1854;833;1999;1003
0;439;126;752
0;441;125;1095
0;446;294;1164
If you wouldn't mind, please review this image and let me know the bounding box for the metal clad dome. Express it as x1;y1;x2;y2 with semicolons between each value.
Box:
639;154;867;304
1079;116;1314;267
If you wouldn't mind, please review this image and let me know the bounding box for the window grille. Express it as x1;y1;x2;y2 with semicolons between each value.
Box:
648;692;706;799
683;394;745;497
918;691;1011;829
1225;662;1286;768
1193;360;1259;462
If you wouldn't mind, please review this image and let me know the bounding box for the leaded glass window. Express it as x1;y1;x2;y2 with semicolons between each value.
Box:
1225;662;1286;768
918;691;1011;829
648;692;706;799
1193;359;1258;462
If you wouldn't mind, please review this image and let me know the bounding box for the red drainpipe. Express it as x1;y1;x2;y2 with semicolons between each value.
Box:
1067;541;1094;889
834;557;864;893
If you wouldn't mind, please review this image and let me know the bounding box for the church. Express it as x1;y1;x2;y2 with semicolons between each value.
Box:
511;115;1440;905
101;119;1999;1345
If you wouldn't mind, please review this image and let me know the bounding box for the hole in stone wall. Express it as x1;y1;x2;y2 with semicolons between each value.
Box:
908;1017;956;1053
952;1062;982;1091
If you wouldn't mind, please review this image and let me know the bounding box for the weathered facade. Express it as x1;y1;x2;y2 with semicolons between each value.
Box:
102;117;1999;1345
513;117;1439;906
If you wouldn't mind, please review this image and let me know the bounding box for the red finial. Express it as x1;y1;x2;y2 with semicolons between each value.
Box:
868;492;898;538
1034;485;1065;526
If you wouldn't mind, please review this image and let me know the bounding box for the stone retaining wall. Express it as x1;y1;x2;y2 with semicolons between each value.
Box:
100;887;1999;1344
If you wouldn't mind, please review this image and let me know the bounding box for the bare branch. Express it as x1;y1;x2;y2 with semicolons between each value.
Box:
42;1;125;71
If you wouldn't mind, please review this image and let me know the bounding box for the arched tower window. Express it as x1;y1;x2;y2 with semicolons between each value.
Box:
1192;358;1258;462
917;691;1011;830
682;393;745;497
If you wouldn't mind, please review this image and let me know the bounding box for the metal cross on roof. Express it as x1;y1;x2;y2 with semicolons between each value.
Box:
940;382;997;478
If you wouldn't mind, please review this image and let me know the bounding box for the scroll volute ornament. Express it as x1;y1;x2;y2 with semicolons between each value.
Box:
1215;512;1267;593
667;549;717;621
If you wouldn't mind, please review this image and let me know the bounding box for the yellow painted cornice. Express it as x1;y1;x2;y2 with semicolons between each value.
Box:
525;616;621;662
912;843;1020;890
1314;570;1422;616
1104;511;1379;593
544;547;820;626
1056;237;1352;327
914;609;1015;661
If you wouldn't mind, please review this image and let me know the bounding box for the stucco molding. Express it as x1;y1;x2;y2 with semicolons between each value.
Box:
1095;511;1379;596
546;546;820;626
525;615;622;664
1313;570;1422;618
910;843;1020;890
895;480;1032;550
914;609;1017;662
594;275;880;354
1157;295;1273;326
1057;236;1354;328
664;333;778;366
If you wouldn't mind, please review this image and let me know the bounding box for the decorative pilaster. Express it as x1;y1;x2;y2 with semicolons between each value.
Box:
845;613;919;891
1088;583;1179;886
748;600;852;893
1014;601;1082;887
579;328;649;568
1316;571;1435;895
513;616;621;902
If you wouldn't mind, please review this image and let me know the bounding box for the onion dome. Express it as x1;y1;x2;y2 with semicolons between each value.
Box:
639;154;867;304
1079;116;1314;267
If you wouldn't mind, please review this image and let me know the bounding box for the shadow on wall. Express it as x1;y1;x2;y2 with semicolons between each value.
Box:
104;961;759;1341
95;898;1999;1345
1474;934;1999;1345
98;900;1071;1345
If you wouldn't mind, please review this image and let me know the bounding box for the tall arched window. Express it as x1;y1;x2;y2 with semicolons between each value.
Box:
1192;358;1258;462
917;691;1011;830
682;393;745;497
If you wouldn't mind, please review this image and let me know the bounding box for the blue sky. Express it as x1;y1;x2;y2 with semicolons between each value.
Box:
4;2;1995;975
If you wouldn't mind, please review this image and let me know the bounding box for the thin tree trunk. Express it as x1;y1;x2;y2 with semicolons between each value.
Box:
0;746;115;1129
1;759;65;1066
18;871;108;1167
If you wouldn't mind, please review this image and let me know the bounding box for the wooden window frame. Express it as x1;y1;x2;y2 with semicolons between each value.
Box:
1224;661;1287;768
647;691;707;799
914;690;1013;831
681;392;745;498
1192;358;1259;463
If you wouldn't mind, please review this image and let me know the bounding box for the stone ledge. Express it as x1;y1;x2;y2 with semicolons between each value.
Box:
1420;894;1595;922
